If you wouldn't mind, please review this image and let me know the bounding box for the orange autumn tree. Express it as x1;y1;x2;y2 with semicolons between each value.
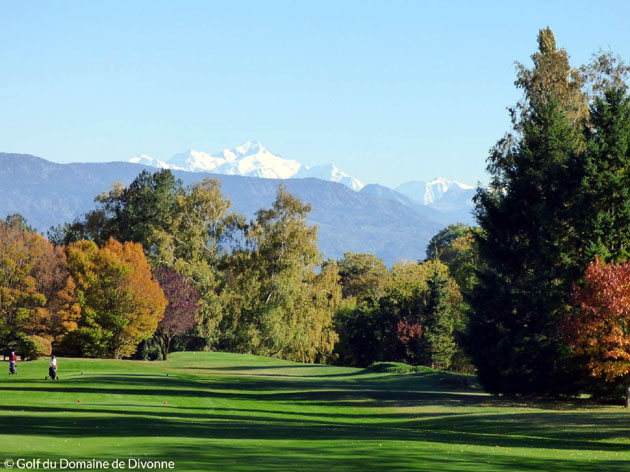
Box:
568;256;630;407
66;238;167;358
0;216;81;349
27;232;81;345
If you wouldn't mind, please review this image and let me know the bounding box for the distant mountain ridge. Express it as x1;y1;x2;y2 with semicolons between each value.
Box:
130;140;364;191
0;152;460;265
128;141;476;216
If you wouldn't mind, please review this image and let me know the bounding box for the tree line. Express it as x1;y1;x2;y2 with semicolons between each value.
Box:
0;167;466;370
5;27;630;405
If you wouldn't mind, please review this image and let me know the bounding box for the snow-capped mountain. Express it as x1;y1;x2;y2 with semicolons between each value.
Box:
294;164;364;191
128;143;474;220
168;141;302;179
129;154;170;168
167;150;224;173
129;141;364;190
396;178;475;206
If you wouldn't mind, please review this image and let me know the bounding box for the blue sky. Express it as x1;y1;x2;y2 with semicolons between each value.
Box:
2;1;630;187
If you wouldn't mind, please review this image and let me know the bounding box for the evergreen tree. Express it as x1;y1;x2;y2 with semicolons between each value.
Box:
469;29;586;394
514;27;588;129
574;87;630;267
49;170;181;248
421;262;455;369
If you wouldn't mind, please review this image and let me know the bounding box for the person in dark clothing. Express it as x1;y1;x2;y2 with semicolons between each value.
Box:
48;355;57;380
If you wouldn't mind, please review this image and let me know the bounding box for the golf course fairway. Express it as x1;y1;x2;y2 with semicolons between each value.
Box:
0;352;629;471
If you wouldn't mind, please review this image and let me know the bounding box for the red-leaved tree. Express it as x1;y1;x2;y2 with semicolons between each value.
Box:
568;256;630;407
396;319;423;365
154;267;200;360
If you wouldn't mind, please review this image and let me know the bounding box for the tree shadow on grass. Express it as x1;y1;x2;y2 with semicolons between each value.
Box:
0;372;598;411
1;400;629;452
0;373;610;413
0;382;497;410
0;403;462;425
154;443;630;472
5;444;627;472
183;364;334;371
3;371;630;455
0;369;487;394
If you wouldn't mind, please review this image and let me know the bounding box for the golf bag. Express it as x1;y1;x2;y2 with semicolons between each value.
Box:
9;361;17;375
49;366;57;380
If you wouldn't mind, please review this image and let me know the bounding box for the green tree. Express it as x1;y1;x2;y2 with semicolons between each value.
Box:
52;170;242;348
334;259;460;368
425;223;470;261
220;186;340;362
49;170;181;247
425;224;479;372
514;27;588;129
90;170;181;248
4;214;34;233
574;87;630;267
469;28;586;394
333;300;384;367
421;262;456;369
153;177;243;344
425;223;480;297
337;252;390;302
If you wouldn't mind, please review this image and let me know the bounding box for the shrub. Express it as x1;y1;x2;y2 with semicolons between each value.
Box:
18;335;52;360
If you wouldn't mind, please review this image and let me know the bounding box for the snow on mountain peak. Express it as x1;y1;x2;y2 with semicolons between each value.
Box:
129;154;155;165
127;141;363;190
129;154;174;169
167;149;222;172
234;140;264;156
294;163;364;191
428;177;474;190
396;178;475;206
127;144;473;199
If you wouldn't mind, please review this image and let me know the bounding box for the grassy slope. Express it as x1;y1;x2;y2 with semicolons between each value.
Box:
0;352;629;471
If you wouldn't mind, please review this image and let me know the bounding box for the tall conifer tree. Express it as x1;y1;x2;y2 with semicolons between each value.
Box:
469;29;586;394
574;87;630;267
422;263;456;369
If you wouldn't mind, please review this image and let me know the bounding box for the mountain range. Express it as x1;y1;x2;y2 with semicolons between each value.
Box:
130;140;365;191
0;151;477;265
129;141;476;213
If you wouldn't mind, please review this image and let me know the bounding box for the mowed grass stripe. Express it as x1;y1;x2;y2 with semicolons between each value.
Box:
0;352;629;471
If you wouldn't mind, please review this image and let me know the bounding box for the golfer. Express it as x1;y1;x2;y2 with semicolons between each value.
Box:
9;351;17;375
49;355;57;380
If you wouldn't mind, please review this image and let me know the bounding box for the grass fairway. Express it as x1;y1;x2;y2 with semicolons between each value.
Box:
1;353;629;471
